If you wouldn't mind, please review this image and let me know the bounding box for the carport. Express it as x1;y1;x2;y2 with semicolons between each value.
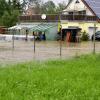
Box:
30;23;58;40
31;23;56;32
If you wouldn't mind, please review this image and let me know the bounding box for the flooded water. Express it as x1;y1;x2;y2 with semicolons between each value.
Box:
0;40;100;64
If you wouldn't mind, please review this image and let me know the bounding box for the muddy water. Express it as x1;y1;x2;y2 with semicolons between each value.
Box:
0;40;100;64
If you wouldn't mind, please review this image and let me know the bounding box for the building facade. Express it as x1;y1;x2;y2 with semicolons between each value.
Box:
61;0;100;39
12;0;100;41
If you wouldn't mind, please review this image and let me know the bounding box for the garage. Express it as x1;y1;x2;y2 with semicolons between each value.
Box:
88;27;98;39
61;27;81;42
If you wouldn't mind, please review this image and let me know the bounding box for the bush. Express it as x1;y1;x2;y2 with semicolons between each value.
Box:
81;31;89;41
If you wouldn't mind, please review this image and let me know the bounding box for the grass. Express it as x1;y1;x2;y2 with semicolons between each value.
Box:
0;54;100;100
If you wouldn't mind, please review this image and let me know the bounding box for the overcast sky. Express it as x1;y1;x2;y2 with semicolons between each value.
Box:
20;0;68;5
43;0;68;4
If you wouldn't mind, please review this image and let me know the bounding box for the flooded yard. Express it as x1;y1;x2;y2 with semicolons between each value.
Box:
0;40;100;64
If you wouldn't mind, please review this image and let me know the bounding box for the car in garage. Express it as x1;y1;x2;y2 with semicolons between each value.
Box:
92;31;100;41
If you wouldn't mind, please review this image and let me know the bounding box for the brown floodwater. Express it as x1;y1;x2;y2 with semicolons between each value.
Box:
0;40;100;64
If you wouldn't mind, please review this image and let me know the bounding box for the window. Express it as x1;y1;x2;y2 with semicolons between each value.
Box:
75;0;79;3
69;12;73;15
78;10;86;15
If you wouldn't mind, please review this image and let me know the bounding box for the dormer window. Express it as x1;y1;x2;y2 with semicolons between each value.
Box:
75;0;79;3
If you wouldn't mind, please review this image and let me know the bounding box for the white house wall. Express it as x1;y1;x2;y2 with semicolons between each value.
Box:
86;8;93;16
61;21;100;39
64;0;93;16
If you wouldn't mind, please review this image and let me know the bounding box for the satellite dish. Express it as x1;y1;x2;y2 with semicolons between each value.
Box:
41;14;46;19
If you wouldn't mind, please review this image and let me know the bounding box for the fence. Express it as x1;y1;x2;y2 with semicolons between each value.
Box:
19;15;97;22
0;38;100;64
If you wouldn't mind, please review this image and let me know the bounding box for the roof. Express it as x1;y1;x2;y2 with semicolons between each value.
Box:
8;24;37;30
82;0;100;19
31;24;57;32
65;0;73;10
8;23;57;32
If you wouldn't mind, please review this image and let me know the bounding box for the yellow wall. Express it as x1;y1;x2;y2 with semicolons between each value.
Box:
60;22;100;33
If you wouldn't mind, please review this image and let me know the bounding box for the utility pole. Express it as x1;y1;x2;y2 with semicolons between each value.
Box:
59;13;62;57
12;29;15;49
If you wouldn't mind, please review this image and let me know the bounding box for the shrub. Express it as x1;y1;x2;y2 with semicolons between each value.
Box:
81;31;89;41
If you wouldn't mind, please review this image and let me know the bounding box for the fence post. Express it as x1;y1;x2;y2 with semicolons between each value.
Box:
12;29;15;49
93;23;96;54
59;14;62;57
34;35;35;53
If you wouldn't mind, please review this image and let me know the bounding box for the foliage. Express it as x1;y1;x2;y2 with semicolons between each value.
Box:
56;1;67;12
41;1;56;14
0;0;21;27
81;31;89;41
22;0;42;14
0;54;100;99
41;1;67;14
0;0;68;27
23;0;67;14
1;10;20;27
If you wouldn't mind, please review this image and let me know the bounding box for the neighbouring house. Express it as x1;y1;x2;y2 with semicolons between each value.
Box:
24;6;40;15
25;7;36;15
61;0;100;40
14;15;59;41
23;1;40;15
9;4;58;41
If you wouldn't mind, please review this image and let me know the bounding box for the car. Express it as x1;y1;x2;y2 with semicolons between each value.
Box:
92;31;100;41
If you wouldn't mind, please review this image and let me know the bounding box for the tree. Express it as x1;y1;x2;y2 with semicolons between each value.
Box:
56;1;66;12
41;1;56;14
0;0;7;17
0;0;22;27
1;10;20;27
21;0;68;14
22;0;42;14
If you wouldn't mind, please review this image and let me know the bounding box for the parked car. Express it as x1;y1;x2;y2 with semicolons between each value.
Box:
92;31;100;41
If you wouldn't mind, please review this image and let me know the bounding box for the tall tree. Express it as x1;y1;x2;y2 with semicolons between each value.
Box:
22;0;42;14
1;10;20;27
56;1;67;13
41;1;56;14
0;0;7;17
0;0;22;27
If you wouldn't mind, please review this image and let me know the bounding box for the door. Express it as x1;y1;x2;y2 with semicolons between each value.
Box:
88;27;98;39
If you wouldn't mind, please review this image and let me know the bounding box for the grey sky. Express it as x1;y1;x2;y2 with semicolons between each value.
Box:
19;0;68;5
43;0;68;4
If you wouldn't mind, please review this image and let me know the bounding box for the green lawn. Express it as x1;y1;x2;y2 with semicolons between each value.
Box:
0;55;100;100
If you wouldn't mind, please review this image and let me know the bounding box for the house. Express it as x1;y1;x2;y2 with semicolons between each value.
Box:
10;0;100;41
25;7;36;15
61;0;100;39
